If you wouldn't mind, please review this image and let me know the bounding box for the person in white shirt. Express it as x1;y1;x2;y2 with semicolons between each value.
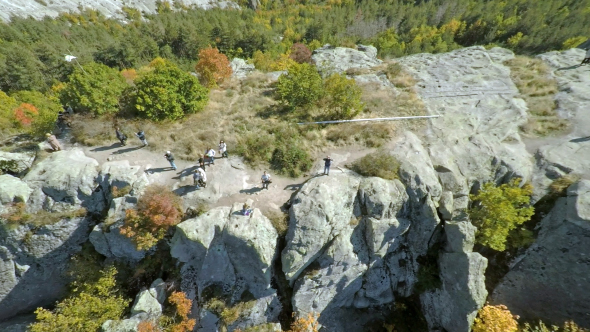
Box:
261;171;271;189
205;147;216;166
219;140;228;158
194;167;207;188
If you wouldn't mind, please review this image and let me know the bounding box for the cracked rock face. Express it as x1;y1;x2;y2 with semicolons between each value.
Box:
492;180;590;327
170;203;281;331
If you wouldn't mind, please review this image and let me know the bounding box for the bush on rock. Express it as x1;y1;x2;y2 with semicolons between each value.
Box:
472;304;518;332
120;184;183;250
469;179;534;252
29;266;129;332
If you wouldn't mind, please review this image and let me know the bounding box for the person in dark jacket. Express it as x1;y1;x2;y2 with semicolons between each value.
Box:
582;48;590;65
136;130;148;146
198;154;206;169
323;156;332;175
115;127;127;146
164;151;177;170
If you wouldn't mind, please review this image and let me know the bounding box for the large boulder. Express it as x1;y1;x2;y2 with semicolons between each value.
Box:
311;44;382;74
0;151;35;175
492;180;590;327
23;148;105;214
231;58;255;79
0;175;32;204
397;46;533;195
89;197;146;262
0;216;90;321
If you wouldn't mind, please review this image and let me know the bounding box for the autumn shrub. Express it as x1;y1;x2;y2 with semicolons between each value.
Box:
472;304;518;332
469;179;534;252
290;43;312;64
195;47;233;88
522;320;590;332
206;298;256;327
29;266;130;332
549;173;580;197
120;184;183;250
138;321;160;332
60;62;128;115
124;58;209;121
111;185;132;198
276;63;324;109
350;151;400;180
289;313;320;332
159;291;196;332
319;73;364;120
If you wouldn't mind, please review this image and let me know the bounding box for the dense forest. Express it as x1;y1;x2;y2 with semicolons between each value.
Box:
0;0;589;93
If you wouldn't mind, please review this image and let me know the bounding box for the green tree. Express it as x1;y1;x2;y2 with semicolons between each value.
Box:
469;178;534;251
276;63;324;109
11;91;60;138
29;266;129;332
0;92;18;135
125;58;209;120
60;62;127;115
321;73;364;120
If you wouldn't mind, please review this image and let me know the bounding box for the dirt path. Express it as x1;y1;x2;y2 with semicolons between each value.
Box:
69;138;379;214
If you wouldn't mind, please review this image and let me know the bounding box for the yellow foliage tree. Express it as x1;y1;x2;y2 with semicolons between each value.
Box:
472;304;518;332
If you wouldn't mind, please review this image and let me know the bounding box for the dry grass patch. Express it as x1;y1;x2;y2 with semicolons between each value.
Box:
549;173;581;196
265;209;289;237
504;56;568;136
1;203;87;228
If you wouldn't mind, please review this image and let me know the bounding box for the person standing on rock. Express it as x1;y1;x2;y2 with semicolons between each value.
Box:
205;147;216;166
136;130;148;147
323;156;332;176
582;48;590;65
46;133;62;151
219;140;228;158
164;151;177;170
115;127;127;146
261;171;272;189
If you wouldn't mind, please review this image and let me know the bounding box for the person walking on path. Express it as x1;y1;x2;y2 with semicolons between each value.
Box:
323;156;332;176
261;171;272;189
136;130;148;147
198;154;206;169
194;167;207;188
115;127;127;146
219;140;228;158
46;133;62;151
164;151;177;170
582;48;590;65
206;147;216;166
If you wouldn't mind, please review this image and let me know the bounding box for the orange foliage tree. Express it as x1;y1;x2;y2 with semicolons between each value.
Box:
120;184;183;250
13;103;39;127
289;43;312;64
168;291;196;332
195;47;232;88
289;313;319;332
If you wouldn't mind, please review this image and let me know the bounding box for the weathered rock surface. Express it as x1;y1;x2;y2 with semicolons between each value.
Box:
312;44;382;74
98;160;150;198
0;0;237;22
89;197;145;261
0;175;32;204
492;180;590;327
397;46;532;194
0;151;34;174
530;48;590;201
0;216;90;321
231;58;255;79
23;148;105;214
102;279;166;332
171;203;280;330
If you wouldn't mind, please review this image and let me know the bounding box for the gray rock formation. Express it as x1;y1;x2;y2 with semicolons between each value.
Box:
492;180;590;327
0;175;32;204
90;197;146;262
170;203;281;330
23;148;105;214
397;46;533;194
0;216;90;320
531;48;590;201
102;278;167;332
231;58;255;79
0;151;34;175
0;0;237;22
311;44;382;75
